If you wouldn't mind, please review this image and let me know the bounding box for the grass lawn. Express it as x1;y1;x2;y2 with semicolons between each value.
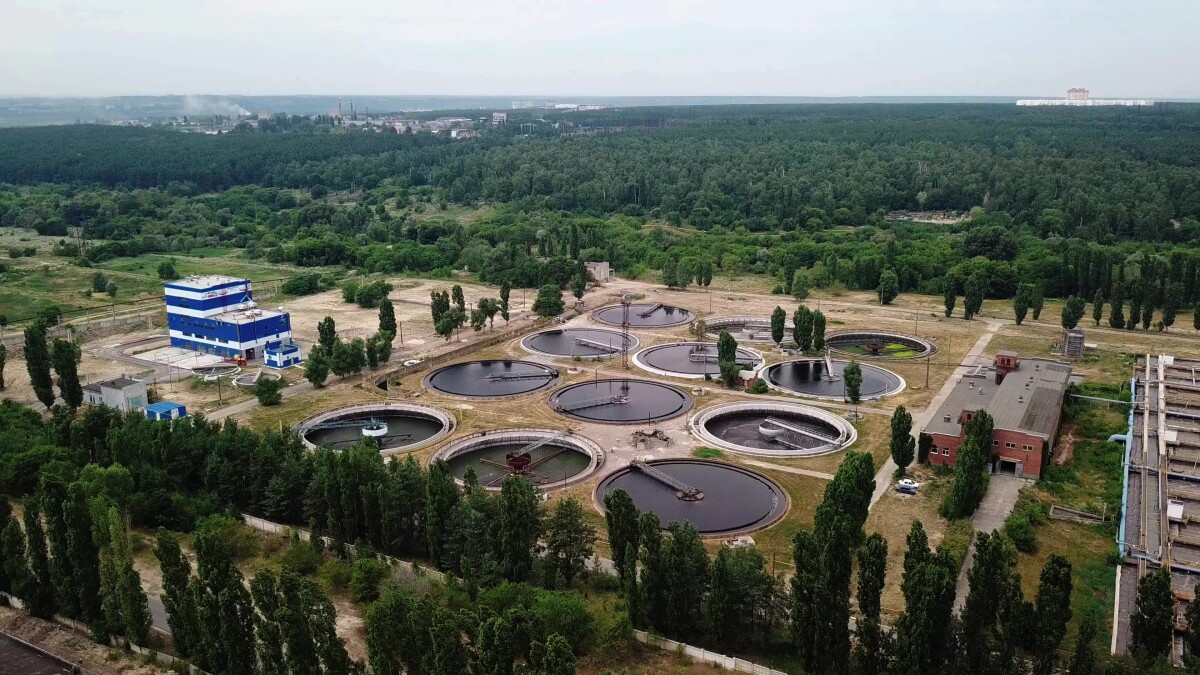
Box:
1014;520;1116;652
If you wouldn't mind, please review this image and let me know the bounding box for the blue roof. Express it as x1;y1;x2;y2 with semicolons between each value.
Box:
145;401;185;413
266;343;300;353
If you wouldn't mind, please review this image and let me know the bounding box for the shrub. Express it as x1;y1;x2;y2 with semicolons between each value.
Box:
255;377;283;405
280;538;323;575
1004;515;1037;553
531;590;594;653
350;558;389;603
319;559;352;590
193;515;260;560
747;378;769;394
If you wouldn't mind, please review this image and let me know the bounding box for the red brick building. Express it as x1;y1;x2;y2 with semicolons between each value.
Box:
920;351;1072;479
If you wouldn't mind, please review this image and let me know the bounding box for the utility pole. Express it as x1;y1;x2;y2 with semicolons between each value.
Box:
925;353;930;389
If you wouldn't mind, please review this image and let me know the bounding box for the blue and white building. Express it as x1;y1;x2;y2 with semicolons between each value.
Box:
165;275;297;361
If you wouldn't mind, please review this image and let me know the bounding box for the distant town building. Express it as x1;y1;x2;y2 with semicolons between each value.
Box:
1017;87;1153;106
165;275;294;361
145;401;187;421
584;261;613;283
83;376;148;413
492;112;507;126
920;352;1072;479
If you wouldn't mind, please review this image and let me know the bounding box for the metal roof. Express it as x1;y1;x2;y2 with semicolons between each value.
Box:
924;357;1072;440
83;376;143;392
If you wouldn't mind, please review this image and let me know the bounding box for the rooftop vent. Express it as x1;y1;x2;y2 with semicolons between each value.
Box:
943;414;951;423
1035;364;1040;371
969;381;975;388
979;388;985;395
1019;395;1024;403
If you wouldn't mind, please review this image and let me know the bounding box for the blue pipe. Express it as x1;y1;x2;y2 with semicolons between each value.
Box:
1117;376;1136;556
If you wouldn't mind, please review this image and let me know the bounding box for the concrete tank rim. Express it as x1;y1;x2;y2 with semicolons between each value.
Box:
431;427;604;492
296;401;456;454
824;329;938;360
703;315;775;343
421;359;560;400
548;377;695;425
591;457;791;539
688;400;857;457
520;327;640;359
631;341;766;380
590;302;695;328
762;358;907;401
233;370;282;389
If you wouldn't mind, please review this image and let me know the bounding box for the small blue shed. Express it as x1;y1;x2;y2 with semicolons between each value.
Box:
145;401;187;421
265;343;303;369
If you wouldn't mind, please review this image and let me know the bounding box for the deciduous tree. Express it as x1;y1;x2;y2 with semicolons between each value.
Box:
854;533;889;675
1130;566;1173;661
546;496;596;587
604;489;639;582
1033;554;1073;675
24;322;55;409
770;306;786;346
317;316;338;352
844;360;862;404
532;285;564;318
890;405;915;475
878;268;899;305
378;298;397;335
51;338;83;409
499;476;541;582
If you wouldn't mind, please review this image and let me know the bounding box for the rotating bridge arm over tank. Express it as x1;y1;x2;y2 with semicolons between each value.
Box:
555;395;629;412
485;371;556;382
637;303;664;318
573;337;622;353
630;459;703;501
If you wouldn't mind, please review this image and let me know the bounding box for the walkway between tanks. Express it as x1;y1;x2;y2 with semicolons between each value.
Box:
742;460;835;481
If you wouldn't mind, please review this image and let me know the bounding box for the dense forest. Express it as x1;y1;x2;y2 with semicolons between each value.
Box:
3;104;1200;315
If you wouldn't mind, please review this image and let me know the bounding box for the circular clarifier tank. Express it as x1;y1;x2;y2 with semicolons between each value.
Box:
423;360;559;398
434;429;602;490
592;303;695;328
521;328;639;358
703;316;774;343
690;401;857;457
633;341;764;379
825;330;937;360
549;379;693;424
596;460;787;536
762;358;905;400
297;403;454;454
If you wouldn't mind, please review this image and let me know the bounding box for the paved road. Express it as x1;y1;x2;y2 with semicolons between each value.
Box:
952;474;1027;611
148;595;170;634
868;321;1001;509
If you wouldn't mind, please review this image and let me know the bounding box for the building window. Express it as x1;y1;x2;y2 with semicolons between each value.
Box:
1005;442;1016;449
1022;445;1033;452
991;440;999;446
942;447;950;456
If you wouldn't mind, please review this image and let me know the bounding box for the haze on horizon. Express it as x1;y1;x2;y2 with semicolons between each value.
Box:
2;0;1197;99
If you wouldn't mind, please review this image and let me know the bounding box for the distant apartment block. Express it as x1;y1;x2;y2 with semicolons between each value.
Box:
492;112;507;126
1018;87;1152;106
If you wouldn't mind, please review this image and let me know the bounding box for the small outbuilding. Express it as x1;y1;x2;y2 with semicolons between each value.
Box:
265;342;303;369
144;401;187;421
82;376;148;413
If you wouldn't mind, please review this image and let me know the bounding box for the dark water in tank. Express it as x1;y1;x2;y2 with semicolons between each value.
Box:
446;442;591;486
599;460;784;535
551;379;692;423
640;342;761;375
764;360;902;398
425;360;558;397
303;412;445;451
594;303;695;327
524;328;635;357
704;411;838;450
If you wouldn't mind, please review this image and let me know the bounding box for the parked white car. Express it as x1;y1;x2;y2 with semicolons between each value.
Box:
897;478;921;490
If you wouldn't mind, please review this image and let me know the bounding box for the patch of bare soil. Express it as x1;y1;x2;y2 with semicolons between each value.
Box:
0;606;171;675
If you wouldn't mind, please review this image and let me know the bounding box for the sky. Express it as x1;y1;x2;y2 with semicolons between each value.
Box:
2;0;1197;98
